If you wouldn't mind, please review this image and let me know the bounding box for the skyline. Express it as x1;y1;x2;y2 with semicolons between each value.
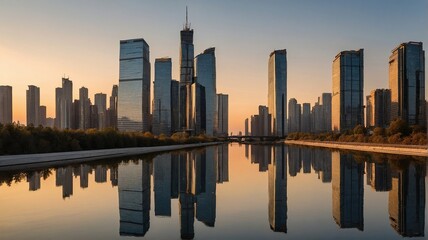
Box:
1;1;427;134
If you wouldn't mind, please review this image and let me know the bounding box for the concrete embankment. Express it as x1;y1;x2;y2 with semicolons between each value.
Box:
0;142;221;171
285;140;428;157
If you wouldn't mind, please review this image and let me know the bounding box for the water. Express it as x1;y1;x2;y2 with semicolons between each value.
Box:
0;143;426;240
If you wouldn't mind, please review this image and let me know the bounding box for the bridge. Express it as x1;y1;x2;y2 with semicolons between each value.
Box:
227;135;286;142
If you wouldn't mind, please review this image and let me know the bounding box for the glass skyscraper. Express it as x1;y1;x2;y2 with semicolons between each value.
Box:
268;50;287;137
118;38;151;132
389;42;425;126
153;58;172;135
179;14;195;131
332;49;364;132
195;47;216;136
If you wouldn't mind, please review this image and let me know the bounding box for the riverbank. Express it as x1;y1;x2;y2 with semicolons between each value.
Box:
0;142;221;171
285;140;428;157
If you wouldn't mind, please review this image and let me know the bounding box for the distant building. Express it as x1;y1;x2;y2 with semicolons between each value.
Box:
55;87;62;128
366;89;391;128
39;105;47;127
195;48;216;136
389;42;425;126
0;86;12;124
26;85;40;126
153;58;172;135
288;99;300;133
71;100;80;129
107;85;118;129
61;78;73;129
244;118;249;136
268;50;287;137
95;93;107;129
118;38;151;132
46;117;55;128
311;100;323;133
79;87;90;130
216;94;228;136
321;93;332;132
332;49;364;132
301;103;311;133
89;104;99;129
171;80;180;133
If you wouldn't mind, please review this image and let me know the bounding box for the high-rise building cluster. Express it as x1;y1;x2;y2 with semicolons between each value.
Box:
243;41;425;135
119;10;228;136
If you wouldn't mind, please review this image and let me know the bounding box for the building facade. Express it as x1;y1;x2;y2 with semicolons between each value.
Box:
389;42;425;126
60;78;73;129
288;98;300;133
118;38;151;132
366;89;391;128
332;49;364;132
195;48;216;136
79;87;90;130
216;94;228;136
301;103;311;133
26;85;40;126
95;93;107;129
0;86;12;124
268;50;287;137
153;58;172;135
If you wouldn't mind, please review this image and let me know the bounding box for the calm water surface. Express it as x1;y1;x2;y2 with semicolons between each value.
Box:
0;143;426;239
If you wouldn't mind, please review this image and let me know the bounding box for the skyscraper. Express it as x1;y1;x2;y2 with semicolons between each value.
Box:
55;87;62;128
39;105;47;127
179;9;195;132
268;50;287;137
288;98;300;133
95;93;107;129
171;80;180;133
216;93;228;136
321;93;332;132
79;87;90;130
301;103;311;133
191;83;206;135
153;58;172;135
389;42;425;126
366;89;391;128
118;38;151;132
108;85;118;129
61;78;73;129
195;47;216;136
244;118;249;136
332;49;364;132
26;85;40;126
0;86;12;124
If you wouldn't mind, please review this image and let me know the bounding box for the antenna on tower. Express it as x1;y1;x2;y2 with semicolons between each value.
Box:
184;6;191;30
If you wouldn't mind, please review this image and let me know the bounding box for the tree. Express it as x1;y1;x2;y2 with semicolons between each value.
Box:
387;119;411;136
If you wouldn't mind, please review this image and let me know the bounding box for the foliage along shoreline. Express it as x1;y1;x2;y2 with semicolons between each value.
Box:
0;123;219;155
286;119;427;146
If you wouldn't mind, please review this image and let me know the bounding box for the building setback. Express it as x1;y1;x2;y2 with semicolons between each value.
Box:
118;38;151;132
332;49;364;132
0;86;12;124
389;42;425;126
153;58;172;135
26;85;40;126
268;50;287;137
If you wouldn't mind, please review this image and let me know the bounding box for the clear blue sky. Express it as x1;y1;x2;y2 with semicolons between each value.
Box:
0;0;427;133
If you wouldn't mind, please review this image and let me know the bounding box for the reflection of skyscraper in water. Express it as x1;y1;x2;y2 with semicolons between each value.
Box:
27;171;41;191
196;147;217;227
179;152;195;239
389;160;425;237
288;146;301;177
268;145;287;233
118;160;151;236
56;167;73;198
95;166;107;183
80;164;90;189
332;152;364;230
216;144;229;183
154;154;172;217
110;166;118;187
171;154;179;199
250;145;271;172
301;147;311;174
366;157;392;192
245;144;249;159
312;149;332;183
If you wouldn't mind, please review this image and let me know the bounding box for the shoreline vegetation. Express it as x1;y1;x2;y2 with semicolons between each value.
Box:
0;123;219;155
286;119;427;146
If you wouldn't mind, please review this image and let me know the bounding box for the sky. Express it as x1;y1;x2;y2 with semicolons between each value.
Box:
0;0;427;134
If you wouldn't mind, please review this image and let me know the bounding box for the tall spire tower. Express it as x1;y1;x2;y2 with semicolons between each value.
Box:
179;6;195;131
